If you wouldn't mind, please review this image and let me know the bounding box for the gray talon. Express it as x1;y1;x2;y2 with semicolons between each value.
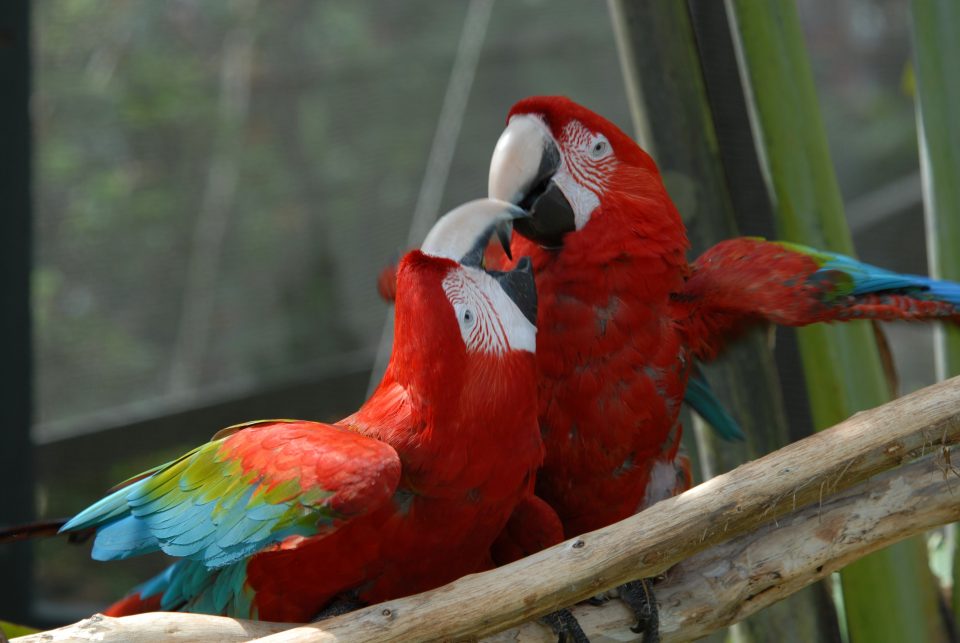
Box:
619;578;659;642
540;607;591;643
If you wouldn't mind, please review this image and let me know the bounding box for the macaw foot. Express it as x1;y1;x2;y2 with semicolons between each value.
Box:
540;607;590;643
618;578;659;642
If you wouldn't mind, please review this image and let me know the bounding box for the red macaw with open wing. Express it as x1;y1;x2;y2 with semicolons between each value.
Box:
57;200;545;622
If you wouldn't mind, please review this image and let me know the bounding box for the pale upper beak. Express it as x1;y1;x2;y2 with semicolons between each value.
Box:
420;197;537;326
420;198;526;263
488;115;558;206
487;114;576;247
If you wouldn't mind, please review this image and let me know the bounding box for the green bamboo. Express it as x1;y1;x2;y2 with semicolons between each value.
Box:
607;2;837;640
910;0;960;623
727;1;948;641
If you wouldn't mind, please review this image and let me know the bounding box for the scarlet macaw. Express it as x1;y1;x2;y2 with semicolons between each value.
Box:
486;95;960;640
57;199;545;622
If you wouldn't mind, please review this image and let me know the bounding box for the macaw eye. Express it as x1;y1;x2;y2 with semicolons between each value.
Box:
588;136;610;160
460;307;475;328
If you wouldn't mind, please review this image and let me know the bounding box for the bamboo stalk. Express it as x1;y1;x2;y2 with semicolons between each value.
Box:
607;2;835;639
723;1;890;429
911;0;960;622
725;2;948;640
17;378;960;643
912;0;960;382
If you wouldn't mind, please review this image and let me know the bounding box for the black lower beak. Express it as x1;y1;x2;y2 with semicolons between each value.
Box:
513;180;576;248
488;256;537;326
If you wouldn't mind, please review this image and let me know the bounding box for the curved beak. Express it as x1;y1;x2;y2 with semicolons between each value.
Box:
488;115;576;247
422;198;538;326
487;256;537;327
421;198;527;264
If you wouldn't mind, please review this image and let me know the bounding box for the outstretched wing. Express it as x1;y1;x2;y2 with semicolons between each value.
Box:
681;237;960;359
61;420;401;569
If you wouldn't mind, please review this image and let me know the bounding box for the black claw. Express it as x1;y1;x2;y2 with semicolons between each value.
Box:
540;607;591;643
619;578;660;642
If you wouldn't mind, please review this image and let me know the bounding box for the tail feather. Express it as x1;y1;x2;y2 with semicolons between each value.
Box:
684;238;960;360
924;279;960;305
0;518;94;545
103;562;189;616
684;374;744;441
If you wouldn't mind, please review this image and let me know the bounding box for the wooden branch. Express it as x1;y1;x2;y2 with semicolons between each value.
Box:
15;376;960;643
11;613;289;642
494;448;960;641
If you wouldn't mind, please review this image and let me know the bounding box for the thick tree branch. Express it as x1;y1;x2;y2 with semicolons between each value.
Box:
12;613;288;642
495;448;960;642
15;376;960;643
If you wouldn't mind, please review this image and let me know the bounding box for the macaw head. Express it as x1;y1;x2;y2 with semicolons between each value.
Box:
392;199;538;398
488;96;681;250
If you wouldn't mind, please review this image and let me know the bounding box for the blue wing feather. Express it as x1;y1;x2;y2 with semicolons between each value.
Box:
90;515;158;561
779;242;960;305
59;418;401;612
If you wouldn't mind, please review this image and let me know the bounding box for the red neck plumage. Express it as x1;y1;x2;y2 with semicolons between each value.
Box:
514;184;690;306
351;339;538;461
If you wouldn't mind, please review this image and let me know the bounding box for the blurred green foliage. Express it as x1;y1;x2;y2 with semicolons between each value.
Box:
0;619;40;637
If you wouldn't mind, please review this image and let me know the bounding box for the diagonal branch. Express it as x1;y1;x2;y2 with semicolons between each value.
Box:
496;447;960;642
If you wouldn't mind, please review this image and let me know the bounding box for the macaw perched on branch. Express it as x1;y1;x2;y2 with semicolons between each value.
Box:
55;199;545;623
486;95;960;640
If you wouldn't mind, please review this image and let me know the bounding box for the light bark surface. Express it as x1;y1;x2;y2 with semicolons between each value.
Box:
12;613;289;642
494;449;960;642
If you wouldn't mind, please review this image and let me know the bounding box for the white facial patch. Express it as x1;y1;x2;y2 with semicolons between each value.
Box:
555;121;617;230
441;267;536;355
553;169;600;231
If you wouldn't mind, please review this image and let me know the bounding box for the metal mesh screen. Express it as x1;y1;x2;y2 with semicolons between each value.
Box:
33;0;631;442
